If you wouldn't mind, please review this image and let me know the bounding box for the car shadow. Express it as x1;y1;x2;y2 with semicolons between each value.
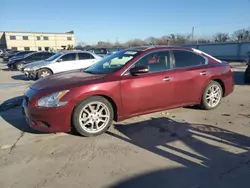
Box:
11;74;31;81
108;117;250;188
0;96;46;134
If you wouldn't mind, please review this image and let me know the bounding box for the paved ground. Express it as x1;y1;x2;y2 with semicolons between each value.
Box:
0;62;250;188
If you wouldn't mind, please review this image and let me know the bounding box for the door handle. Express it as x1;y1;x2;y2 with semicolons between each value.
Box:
163;77;173;81
200;71;207;76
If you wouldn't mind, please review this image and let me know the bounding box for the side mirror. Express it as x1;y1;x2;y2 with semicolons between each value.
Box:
130;66;149;76
57;58;62;62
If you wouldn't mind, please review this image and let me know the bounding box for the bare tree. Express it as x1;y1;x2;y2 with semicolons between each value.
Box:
76;41;87;47
233;29;250;41
214;32;229;42
145;37;157;45
126;39;146;47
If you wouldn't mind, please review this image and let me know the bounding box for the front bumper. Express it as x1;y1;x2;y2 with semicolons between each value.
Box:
22;98;72;133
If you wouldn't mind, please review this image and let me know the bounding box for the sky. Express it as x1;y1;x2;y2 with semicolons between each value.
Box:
1;0;250;45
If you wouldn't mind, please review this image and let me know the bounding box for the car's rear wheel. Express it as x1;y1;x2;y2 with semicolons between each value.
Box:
244;69;250;84
72;96;114;137
200;81;223;110
37;68;53;79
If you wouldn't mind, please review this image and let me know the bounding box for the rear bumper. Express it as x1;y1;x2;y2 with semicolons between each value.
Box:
224;73;234;97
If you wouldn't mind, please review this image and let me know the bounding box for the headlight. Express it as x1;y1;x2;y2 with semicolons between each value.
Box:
37;90;69;107
24;67;31;71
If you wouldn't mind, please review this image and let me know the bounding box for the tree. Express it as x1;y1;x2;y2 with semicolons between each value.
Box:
145;37;157;45
233;29;250;41
126;39;146;47
76;41;87;47
214;33;229;42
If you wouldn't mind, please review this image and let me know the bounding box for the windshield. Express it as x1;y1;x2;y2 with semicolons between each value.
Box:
84;50;141;74
46;53;62;61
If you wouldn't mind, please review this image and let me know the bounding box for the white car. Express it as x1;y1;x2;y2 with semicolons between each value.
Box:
22;51;102;79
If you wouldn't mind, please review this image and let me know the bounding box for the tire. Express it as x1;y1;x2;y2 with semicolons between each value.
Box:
200;81;223;110
244;69;250;84
16;62;23;71
37;68;53;79
72;96;114;137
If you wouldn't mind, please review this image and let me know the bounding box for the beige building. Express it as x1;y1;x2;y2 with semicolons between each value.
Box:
0;31;75;51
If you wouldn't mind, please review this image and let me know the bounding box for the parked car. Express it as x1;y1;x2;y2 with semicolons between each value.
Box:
22;46;234;137
244;52;250;83
8;52;55;70
22;51;102;79
4;51;33;61
2;50;20;61
0;50;4;63
7;51;35;61
86;48;109;57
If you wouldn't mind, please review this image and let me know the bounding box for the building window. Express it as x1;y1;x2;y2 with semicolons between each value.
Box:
24;47;30;51
44;47;49;51
67;37;72;40
11;47;18;50
23;36;29;40
10;36;16;40
43;36;49;40
37;36;41;40
38;47;42;51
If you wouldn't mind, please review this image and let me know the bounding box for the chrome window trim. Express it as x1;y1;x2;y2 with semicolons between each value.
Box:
121;49;209;76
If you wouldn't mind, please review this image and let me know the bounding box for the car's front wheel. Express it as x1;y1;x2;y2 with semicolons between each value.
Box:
16;62;23;71
37;68;53;79
72;96;114;137
200;81;223;110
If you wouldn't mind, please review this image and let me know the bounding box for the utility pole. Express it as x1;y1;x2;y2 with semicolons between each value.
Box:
191;26;194;42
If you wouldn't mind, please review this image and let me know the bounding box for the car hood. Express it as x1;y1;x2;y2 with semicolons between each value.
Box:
23;60;51;69
10;55;25;61
8;57;24;64
30;70;105;91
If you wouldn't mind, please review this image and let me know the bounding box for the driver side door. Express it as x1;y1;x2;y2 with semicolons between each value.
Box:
51;53;77;73
120;50;175;117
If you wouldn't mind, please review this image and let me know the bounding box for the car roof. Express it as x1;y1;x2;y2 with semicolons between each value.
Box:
127;45;193;51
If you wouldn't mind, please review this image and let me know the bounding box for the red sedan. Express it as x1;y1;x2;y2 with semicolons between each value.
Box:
22;46;234;137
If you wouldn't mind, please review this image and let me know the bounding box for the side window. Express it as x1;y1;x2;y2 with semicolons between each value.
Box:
61;53;76;62
78;53;94;60
134;51;171;73
42;52;52;58
173;50;206;68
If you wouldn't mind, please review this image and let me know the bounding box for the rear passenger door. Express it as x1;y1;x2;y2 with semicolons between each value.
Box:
77;52;97;69
170;50;210;105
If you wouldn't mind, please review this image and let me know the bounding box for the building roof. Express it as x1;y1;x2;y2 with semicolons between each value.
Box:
1;30;74;35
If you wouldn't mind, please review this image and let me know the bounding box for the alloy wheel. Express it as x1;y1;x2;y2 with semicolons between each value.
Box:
205;84;222;108
17;63;23;71
41;71;51;77
78;102;110;134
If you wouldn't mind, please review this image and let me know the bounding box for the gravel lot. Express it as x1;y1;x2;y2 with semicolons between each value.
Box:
0;62;250;188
